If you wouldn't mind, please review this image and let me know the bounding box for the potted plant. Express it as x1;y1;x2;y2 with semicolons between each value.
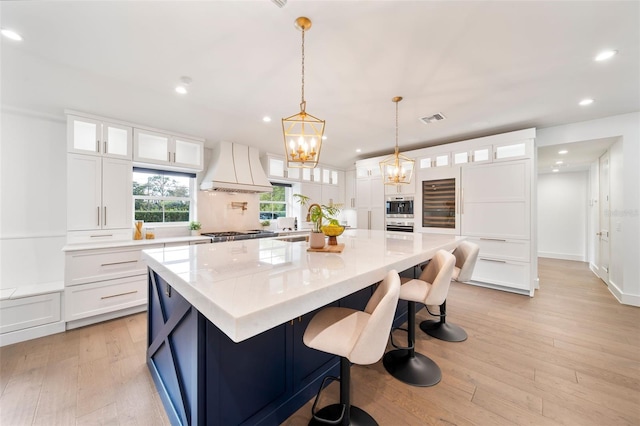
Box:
260;220;271;229
189;221;202;236
293;194;343;248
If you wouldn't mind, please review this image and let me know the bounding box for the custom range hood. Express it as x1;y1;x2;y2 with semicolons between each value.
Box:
200;141;272;193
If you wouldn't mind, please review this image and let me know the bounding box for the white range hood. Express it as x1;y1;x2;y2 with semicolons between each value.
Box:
200;141;272;193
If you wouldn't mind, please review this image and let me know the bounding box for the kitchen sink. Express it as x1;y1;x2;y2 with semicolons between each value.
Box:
276;235;308;243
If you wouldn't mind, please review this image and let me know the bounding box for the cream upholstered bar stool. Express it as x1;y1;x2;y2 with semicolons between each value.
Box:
419;241;479;342
383;250;455;387
303;270;401;426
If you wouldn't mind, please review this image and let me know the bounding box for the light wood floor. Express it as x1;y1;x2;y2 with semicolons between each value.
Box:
1;258;639;425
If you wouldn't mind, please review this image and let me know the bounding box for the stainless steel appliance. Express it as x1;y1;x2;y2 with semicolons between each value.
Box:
386;221;414;233
386;196;414;218
201;230;275;243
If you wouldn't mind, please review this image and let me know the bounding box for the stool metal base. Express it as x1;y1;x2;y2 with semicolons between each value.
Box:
383;348;441;387
420;320;468;342
309;404;377;426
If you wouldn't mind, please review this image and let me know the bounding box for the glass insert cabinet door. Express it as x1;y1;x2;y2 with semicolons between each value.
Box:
422;178;456;228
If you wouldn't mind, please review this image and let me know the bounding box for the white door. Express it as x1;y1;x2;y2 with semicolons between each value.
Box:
102;158;133;229
597;153;610;283
67;154;102;231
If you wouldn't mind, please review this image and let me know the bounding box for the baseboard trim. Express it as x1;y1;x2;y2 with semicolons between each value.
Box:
66;305;146;330
538;252;585;262
0;321;65;347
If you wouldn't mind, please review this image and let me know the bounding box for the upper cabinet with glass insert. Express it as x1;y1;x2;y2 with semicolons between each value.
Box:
67;115;132;159
133;129;204;172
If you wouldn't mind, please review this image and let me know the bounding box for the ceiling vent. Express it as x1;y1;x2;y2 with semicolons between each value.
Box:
420;113;446;124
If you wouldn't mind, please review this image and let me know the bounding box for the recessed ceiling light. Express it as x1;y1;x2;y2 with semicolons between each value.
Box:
595;50;618;61
552;168;559;173
558;150;568;154
579;98;594;106
555;160;563;165
355;149;362;153
175;86;188;94
262;116;271;122
1;29;23;41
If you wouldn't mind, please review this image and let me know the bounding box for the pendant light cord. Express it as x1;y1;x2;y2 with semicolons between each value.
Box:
300;27;306;112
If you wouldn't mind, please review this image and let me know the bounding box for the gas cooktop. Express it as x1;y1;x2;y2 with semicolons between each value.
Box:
201;230;276;243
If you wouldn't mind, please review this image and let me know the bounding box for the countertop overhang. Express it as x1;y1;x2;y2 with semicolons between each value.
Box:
142;229;463;343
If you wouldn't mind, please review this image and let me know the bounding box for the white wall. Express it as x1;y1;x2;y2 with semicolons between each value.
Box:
538;171;588;261
536;112;639;306
0;108;67;289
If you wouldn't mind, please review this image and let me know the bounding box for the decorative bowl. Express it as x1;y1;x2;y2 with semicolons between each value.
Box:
321;225;345;245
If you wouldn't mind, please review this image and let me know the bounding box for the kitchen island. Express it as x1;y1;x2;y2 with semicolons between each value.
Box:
143;230;462;425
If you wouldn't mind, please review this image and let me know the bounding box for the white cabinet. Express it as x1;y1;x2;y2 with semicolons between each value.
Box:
345;170;356;209
67;115;132;159
302;167;321;183
263;155;300;180
356;176;384;230
461;160;530;239
67;154;132;232
133;129;204;171
493;140;531;162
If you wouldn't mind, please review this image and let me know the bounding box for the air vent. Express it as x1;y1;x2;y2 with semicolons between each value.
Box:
270;0;287;7
420;113;446;124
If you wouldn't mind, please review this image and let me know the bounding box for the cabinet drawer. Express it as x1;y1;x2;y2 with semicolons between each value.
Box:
466;237;530;262
66;229;132;245
472;258;531;291
66;247;149;286
0;293;61;334
65;276;147;321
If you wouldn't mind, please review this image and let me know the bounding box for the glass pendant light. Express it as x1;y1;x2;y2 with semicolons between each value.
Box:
282;17;325;169
380;96;414;185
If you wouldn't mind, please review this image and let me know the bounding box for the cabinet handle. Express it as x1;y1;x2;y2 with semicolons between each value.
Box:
368;211;371;229
173;152;176;163
101;290;138;300
461;189;464;214
104;206;107;226
96;139;100;153
97;206;100;226
168;152;171;162
101;260;138;267
480;238;507;242
90;234;113;238
480;258;507;263
351;198;355;208
103;140;107;154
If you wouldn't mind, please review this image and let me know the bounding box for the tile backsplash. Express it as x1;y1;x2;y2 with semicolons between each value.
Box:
197;191;261;232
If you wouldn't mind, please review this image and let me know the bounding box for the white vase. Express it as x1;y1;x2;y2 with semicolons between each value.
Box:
191;230;200;236
309;232;326;249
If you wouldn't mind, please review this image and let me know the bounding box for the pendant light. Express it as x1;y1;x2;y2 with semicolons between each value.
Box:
282;17;325;169
380;96;414;185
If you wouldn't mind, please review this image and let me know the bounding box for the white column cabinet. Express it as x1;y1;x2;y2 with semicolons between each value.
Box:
67;115;132;159
356;175;384;230
133;129;204;171
67;154;132;232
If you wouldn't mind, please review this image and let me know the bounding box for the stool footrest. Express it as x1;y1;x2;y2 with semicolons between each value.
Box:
311;376;345;425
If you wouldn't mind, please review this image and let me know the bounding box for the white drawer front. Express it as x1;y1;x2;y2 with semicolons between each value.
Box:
66;247;148;285
466;237;530;262
472;258;531;291
65;276;147;321
0;293;61;334
66;229;132;245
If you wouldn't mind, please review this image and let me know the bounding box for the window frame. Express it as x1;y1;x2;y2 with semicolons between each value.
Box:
132;167;196;226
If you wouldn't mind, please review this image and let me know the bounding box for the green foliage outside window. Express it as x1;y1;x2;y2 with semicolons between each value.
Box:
259;185;287;220
133;171;192;223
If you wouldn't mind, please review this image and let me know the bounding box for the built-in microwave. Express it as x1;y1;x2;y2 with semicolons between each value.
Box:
386;196;414;218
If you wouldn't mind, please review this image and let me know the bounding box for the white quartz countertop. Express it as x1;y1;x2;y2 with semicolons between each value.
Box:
142;229;464;343
62;235;212;252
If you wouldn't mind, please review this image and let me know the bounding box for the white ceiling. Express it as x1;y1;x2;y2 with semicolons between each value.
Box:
537;137;616;174
1;1;638;169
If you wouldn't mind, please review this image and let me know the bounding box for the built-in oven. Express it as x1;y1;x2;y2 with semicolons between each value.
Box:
386;196;414;218
386;221;414;233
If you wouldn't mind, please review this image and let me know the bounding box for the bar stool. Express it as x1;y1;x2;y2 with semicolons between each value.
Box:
383;250;455;387
303;270;401;426
420;241;479;342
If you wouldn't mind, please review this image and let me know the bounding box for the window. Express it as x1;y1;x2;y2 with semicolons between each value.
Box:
259;183;289;220
133;168;195;224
